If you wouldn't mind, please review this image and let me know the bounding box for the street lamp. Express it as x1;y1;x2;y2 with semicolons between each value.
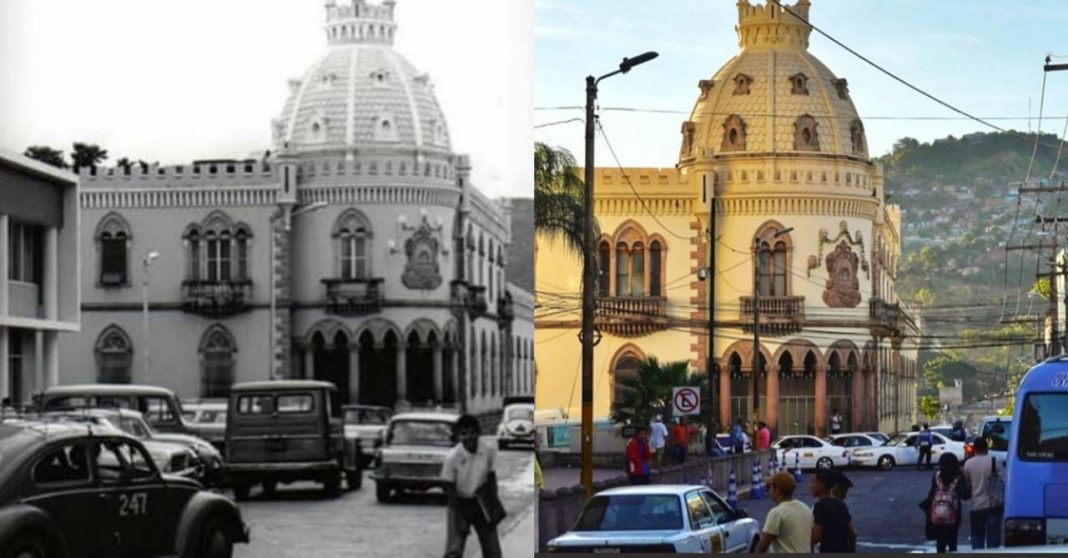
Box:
269;201;328;380
142;251;160;378
751;227;793;433
580;50;658;499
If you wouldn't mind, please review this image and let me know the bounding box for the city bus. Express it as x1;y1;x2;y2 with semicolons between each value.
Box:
1004;357;1068;547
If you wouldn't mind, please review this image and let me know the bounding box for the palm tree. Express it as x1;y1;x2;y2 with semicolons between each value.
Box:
534;142;596;256
610;356;708;427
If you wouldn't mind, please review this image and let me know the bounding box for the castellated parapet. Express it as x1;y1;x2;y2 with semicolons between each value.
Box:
324;0;398;46
736;0;812;50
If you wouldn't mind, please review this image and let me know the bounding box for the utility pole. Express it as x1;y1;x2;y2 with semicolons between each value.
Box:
707;179;717;437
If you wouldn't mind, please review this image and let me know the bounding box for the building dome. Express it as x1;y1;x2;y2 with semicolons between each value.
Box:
273;0;451;156
679;0;868;164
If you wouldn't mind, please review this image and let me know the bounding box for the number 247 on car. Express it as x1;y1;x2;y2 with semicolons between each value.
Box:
118;492;148;516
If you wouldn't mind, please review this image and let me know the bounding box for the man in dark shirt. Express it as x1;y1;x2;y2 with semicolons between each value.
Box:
809;469;856;553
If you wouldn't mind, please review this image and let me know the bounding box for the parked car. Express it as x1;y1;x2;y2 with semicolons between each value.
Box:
864;432;890;444
772;435;850;470
829;432;885;461
0;420;249;557
372;411;459;503
545;484;761;553
849;431;966;470
965;415;1011;465
496;402;534;449
180;399;228;450
224;380;361;500
342;404;393;468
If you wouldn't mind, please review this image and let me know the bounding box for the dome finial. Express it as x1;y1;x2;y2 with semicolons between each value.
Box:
735;0;812;51
324;0;398;46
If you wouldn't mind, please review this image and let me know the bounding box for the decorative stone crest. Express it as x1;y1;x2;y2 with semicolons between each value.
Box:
823;241;861;308
401;217;442;290
807;220;869;279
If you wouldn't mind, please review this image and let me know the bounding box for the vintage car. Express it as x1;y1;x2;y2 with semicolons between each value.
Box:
180;399;228;450
41;408;224;487
224;380;361;500
0;420;249;557
496;402;534;449
546;484;762;553
36;384;222;448
371;411;459;503
342;404;393;468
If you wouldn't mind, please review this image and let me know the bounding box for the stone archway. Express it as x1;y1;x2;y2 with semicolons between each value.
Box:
358;329;400;408
406;330;435;405
311;330;350;410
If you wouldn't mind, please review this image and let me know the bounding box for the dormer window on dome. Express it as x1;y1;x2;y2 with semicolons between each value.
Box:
319;73;338;89
370;69;390;88
430;119;446;146
733;73;753;96
698;79;714;101
309;111;330;142
850;119;867;157
721;115;748;152
794;114;820;151
789;73;809;95
834;78;850;100
373;113;398;142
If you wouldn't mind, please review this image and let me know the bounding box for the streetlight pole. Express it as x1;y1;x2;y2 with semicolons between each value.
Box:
141;251;159;378
580;51;658;499
269;201;328;380
751;227;792;434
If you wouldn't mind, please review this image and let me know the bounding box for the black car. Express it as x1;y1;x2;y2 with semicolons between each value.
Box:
0;420;249;558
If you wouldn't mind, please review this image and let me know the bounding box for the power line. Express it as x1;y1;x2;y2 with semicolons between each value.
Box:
536;106;1068;122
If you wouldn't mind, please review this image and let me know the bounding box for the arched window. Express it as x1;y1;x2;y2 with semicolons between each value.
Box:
206;230;231;282
754;224;793;297
850;119;867;157
649;241;662;297
757;243;772;296
615;242;630;297
598;241;611;296
630;242;644;296
95;326;132;384
721;115;748;152
185;227;201;281
235;227;250;281
96;213;131;287
794;114;820;151
334;209;373;280
612;352;642;406
773;241;787;296
200;326;236;398
789;73;809;95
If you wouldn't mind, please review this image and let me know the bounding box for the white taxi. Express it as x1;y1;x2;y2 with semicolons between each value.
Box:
850;431;966;470
546;485;761;553
829;432;886;461
773;435;851;470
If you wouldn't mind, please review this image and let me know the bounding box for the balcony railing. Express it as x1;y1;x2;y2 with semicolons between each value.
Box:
323;277;384;316
739;295;805;336
181;280;252;318
595;296;668;337
497;296;515;326
870;298;904;331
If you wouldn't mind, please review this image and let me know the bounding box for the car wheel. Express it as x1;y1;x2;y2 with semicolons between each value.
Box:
878;455;896;471
816;457;833;470
346;470;362;491
376;482;393;503
3;531;50;558
196;516;234;558
261;479;277;497
232;482;251;501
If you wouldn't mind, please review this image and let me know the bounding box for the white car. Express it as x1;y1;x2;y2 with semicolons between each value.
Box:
496;402;534;449
850;431;966;470
829;432;886;461
546;485;761;553
773;435;851;470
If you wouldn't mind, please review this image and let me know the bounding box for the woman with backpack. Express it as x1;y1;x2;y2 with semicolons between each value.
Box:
921;453;971;553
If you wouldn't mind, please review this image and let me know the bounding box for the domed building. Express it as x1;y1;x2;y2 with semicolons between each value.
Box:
58;0;534;419
535;0;919;436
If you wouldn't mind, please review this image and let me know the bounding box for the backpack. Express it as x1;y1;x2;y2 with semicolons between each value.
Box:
987;457;1005;509
929;475;960;525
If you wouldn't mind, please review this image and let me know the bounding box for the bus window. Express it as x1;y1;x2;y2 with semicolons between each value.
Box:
1017;393;1068;461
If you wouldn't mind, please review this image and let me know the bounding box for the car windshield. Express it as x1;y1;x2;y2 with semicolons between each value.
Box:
1018;393;1068;461
117;416;152;439
884;434;909;446
981;419;1011;452
389;420;454;447
345;408;390;425
506;407;534;421
193;409;226;424
574;494;683;531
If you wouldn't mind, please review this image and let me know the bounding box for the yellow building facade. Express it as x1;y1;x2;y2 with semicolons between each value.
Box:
535;0;920;436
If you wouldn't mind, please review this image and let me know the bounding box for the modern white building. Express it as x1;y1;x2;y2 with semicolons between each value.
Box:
1;149;81;406
58;0;533;417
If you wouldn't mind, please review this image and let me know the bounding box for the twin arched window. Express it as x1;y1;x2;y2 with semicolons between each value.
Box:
184;213;251;283
599;237;663;298
334;209;373;280
95;214;131;287
754;224;792;297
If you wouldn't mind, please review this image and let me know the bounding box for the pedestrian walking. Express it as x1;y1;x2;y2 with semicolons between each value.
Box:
442;415;503;558
830;409;843;435
625;426;652;485
730;419;745;454
671;417;691;464
754;472;813;553
757;421;772;451
961;437;1004;549
917;424;934;470
649;415;668;466
920;453;971;553
809;470;856;553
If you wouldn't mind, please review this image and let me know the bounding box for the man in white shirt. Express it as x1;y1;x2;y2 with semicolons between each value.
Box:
443;415;502;558
962;437;1004;549
755;472;814;553
649;415;668;466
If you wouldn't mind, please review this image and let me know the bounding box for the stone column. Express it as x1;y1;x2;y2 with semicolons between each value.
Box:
304;347;314;380
766;363;778;434
34;330;44;396
852;367;864;431
814;362;827;437
396;341;408;405
718;361;730;429
44;227;57;320
45;331;58;388
0;329;9;402
433;343;444;402
349;343;361;405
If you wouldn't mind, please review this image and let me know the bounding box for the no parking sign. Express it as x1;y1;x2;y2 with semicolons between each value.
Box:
672;386;700;416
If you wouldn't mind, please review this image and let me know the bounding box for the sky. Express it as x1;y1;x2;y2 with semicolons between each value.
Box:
0;0;533;199
534;0;1068;169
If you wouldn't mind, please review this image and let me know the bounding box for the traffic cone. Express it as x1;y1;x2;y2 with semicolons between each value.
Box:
727;468;739;509
750;460;764;500
794;452;804;483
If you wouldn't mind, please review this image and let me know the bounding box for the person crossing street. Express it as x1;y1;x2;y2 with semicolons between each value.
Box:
961;437;1004;549
917;424;934;470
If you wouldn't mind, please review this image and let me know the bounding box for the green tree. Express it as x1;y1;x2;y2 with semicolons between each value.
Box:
919;395;941;421
534;142;595;257
70;142;108;171
610;356;707;427
1033;277;1051;299
23;146;68;169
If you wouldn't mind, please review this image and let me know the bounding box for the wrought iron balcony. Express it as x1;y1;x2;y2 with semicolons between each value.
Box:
322;277;384;316
739;295;805;336
595;296;668;337
181;280;252;318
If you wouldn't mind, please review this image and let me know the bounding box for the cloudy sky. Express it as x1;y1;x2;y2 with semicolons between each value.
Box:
0;0;533;199
535;0;1068;169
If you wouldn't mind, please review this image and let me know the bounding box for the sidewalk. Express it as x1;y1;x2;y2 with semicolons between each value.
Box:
500;505;534;557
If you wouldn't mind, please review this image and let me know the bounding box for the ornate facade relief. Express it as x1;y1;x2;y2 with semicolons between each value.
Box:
401;216;443;290
822;241;861;308
806;220;870;279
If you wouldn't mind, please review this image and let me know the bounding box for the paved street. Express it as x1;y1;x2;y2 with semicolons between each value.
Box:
234;440;534;557
543;466;992;553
